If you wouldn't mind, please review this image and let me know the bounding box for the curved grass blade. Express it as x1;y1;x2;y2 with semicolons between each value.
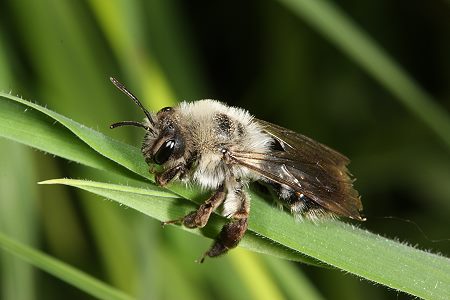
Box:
39;178;317;265
0;95;139;180
0;232;133;300
1;93;449;298
41;178;450;299
277;0;450;148
263;256;326;300
0;92;150;179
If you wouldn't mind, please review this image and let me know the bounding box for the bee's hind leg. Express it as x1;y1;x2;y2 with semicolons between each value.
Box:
199;186;249;263
162;184;226;228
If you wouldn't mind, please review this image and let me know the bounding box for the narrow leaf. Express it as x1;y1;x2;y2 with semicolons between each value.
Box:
0;92;150;179
0;95;138;179
0;232;133;300
40;178;317;264
277;0;450;148
1;94;449;298
42;178;450;299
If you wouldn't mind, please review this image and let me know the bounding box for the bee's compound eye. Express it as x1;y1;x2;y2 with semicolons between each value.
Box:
160;107;173;113
154;139;175;164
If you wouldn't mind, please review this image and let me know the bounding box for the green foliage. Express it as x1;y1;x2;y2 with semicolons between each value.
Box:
1;1;449;299
0;233;133;300
277;0;450;148
1;92;450;299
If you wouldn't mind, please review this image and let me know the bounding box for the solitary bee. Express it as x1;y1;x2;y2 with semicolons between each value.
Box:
109;77;364;262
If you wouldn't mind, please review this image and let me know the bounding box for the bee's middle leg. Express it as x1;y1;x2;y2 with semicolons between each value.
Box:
163;184;226;228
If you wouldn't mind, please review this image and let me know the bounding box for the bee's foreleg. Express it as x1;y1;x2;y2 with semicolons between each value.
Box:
162;184;226;228
155;163;185;186
200;187;249;262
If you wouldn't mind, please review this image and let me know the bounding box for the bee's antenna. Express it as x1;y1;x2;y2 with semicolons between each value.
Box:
110;77;156;127
109;121;150;130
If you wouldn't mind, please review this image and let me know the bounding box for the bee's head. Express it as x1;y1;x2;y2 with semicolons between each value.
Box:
141;106;186;165
109;77;185;166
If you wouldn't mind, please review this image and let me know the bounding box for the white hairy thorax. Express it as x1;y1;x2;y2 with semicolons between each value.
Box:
177;100;273;216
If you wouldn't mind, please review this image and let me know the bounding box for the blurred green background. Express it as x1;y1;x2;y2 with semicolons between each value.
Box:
0;0;449;299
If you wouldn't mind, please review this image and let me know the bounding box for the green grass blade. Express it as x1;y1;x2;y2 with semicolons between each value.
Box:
277;0;450;148
0;232;133;300
0;141;38;300
0;92;148;180
263;256;325;300
0;93;150;293
0;30;37;300
228;250;287;300
39;178;315;265
2;92;450;298
87;0;176;110
41;178;450;299
252;196;450;299
0;97;126;174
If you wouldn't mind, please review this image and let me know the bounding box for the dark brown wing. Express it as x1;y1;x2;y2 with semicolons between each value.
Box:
231;119;364;220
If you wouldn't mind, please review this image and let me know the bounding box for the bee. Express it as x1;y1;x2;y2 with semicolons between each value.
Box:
109;77;364;262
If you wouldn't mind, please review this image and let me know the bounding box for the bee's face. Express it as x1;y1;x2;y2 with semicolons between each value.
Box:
143;106;186;166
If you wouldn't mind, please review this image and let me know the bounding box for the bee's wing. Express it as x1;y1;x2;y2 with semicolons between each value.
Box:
230;119;364;220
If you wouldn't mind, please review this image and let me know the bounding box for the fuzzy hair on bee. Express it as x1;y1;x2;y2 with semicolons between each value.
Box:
109;77;364;262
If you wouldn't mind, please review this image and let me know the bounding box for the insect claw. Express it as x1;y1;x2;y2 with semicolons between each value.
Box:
161;218;183;227
195;253;207;264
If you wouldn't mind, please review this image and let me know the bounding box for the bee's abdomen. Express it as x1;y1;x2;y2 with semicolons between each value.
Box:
265;181;325;218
